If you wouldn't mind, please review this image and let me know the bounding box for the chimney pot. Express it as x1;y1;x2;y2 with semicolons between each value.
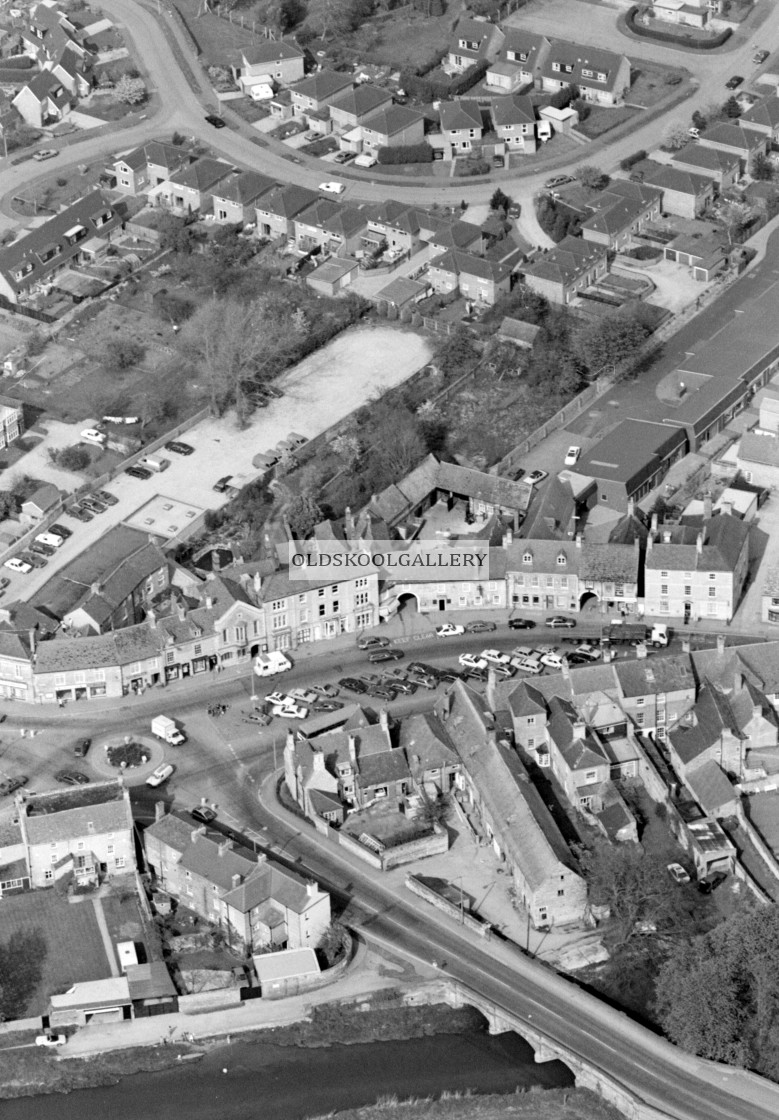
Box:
663;530;672;543
703;494;713;520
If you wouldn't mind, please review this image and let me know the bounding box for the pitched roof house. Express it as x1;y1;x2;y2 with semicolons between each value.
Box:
644;513;750;622
329;83;392;130
521;235;608;305
637;163;716;219
427;247;522;305
539;41;631;106
112;141;191;195
255;183;319;238
580;180;662;249
211;170;275;224
487;30;551;92
12;68;71;127
237;38;305;94
670;143;741;188
697;122;768;169
739;95;779;143
291;69;353;118
446;16;505;74
439;99;483;155
490;94;537;152
359;104;425;150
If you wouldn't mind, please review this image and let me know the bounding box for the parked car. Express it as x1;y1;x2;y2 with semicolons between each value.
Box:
544;174;574;189
205;113;226;127
435;668;463;684
30;540;55;557
80;498;106;514
4;557;32;574
481;649;511;666
526;469;548;486
334;151;356;164
368;648;404;663
191;805;217;824
69;506;93;521
753;49;770;63
575;644;601;661
212;475;233;493
389;679;417;695
312;683;340;698
95;490;119;506
492;154;504;168
165;441;195;456
564;446;581;467
21;551;46;569
459;653;488;671
0;775;27;797
508;617;535;630
126;466;152;480
146;763;174;787
725;75;744;89
566;652;591;666
32;149;58;161
466;620;497;633
436;623;465;638
546;616;576;629
319;181;345;194
338;677;368;693
55;770;90;786
74;738;91;758
357;635;390;650
0;578;9;590
35;1032;66;1046
697;871;728;893
312;699;344;713
667;862;691;885
407;670;437;689
462;665;488;682
80;428;106;445
367;683;397;701
49;523;72;539
508;204;521;219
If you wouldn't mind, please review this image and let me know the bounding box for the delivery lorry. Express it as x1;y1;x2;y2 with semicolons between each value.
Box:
151;715;186;746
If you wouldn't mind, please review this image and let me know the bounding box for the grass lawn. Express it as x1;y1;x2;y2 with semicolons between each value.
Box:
0;890;110;1016
576;105;638;140
344;9;451;71
176;0;270;66
304;136;338;157
628;62;688;109
228;98;269;124
77;97;138;122
10;162;111;217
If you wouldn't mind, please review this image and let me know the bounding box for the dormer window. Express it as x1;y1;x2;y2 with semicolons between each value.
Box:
522;551;532;564
556;553;566;566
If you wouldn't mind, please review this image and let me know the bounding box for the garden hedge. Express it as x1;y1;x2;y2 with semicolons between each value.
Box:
626;7;732;48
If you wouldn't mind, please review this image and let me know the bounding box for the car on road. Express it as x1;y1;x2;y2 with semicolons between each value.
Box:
492;154;504;168
55;770;90;786
4;557;32;574
146;763;175;787
126;466;152;480
564;446;581;467
725;75;744;88
49;523;72;539
80;428;106;445
191;805;217;824
368;648;404;663
753;49;770;64
36;1033;66;1046
319;181;345;194
466;620;497;634
508;617;535;630
205;113;226;127
32;149;58;161
0;578;9;590
80;498;106;514
74;738;91;758
667;862;691;885
333;151;356;164
21;551;46;569
312;699;344;712
508;204;521;219
338;677;368;693
0;775;27;797
544;174;574;189
459;653;488;671
165;440;195;456
357;635;390;650
526;469;548;486
95;490;119;506
436;623;465;638
367;683;397;701
546;616;576;629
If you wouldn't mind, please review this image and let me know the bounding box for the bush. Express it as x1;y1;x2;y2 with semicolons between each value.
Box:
449;60;489;97
377;142;433;164
620;149;647;171
53;445;91;471
626;6;732;47
458;159;490;177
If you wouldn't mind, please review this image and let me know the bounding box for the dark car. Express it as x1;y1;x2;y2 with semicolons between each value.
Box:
126;466;152;480
20;551;46;568
95;490;119;507
544;174;574;189
466;620;497;633
312;699;345;713
357;635;390;650
49;523;72;539
368;684;397;701
508;618;535;630
74;738;91;758
368;648;404;663
69;506;93;522
191;805;217;824
0;578;8;590
81;498;106;514
566;652;591;666
205;113;226;127
165;441;195;456
55;770;90;787
334;151;356;164
462;666;488;683
546;616;576;629
435;668;463;684
338;677;369;693
406;669;437;689
492;154;504;168
753;49;770;64
507;204;521;219
30;540;55;557
725;75;744;89
213;475;233;493
407;661;439;678
389;679;417;695
0;775;27;797
697;871;728;894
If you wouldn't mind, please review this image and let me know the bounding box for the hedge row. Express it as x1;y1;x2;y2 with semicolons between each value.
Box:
378;142;433;164
620;149;647;170
403;59;489;104
1;55;33;69
626;7;732;49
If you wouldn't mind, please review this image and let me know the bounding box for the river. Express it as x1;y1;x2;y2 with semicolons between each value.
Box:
4;1030;573;1120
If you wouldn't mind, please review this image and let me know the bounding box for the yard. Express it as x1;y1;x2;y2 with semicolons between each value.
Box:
576;105;639;141
628;61;688;110
0;889;111;1017
342;799;433;847
176;0;279;67
11;161;112;217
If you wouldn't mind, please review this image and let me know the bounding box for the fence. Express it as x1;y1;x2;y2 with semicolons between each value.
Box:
0;295;56;324
406;874;493;938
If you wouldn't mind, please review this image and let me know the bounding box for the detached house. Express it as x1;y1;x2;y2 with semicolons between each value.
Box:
439;99;483;156
236;39;305;99
490;94;536;152
487;30;550;93
211;171;274;225
697;122;767;172
22;2;87;65
638;164;715;220
13;69;70;127
739;95;779;144
540;41;631;106
359;105;425;151
329;84;392;132
446;16;505;74
670;144;740;189
521;235;607;305
144;807;331;954
46;43;90;98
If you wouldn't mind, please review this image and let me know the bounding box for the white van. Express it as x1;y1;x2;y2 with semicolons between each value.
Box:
536;121;553;143
36;532;64;549
139;456;170;473
354;152;378;168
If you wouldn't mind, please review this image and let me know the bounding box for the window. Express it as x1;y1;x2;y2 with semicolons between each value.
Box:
356;577;368;588
272;599;284;611
272;614;287;630
107;844;114;855
527;716;535;725
166;651;175;664
51;853;58;865
709;586;716;598
661;585;668;596
684;586;691;597
584;769;598;782
355;591;369;607
636;712;644;726
318;603;326;617
557;888;565;897
709;573;716;580
556;554;566;566
636;697;644;706
660;601;669;613
44;869;53;882
194;643;202;656
660;571;668;578
615;585;624;597
115;856;126;869
77;841;84;850
318;588;325;597
523;552;532;564
527;737;535;748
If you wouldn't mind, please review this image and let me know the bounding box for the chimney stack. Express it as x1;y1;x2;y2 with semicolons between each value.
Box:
345;506;355;537
717;634;726;655
627;499;635;518
306;881;316;898
379;708;390;734
231;873;242;888
28;626;36;655
703;493;713;520
636;642;647;660
486;665;498;713
218;839;232;857
254;571;262;595
348;733;358;768
663;530;672;543
721;500;733;518
155;801;166;822
177;600;186;621
561;660;571;681
575;532;582;549
572;719;586;739
212;549;221;572
651;512;658;535
147;608;157;629
503;525;513;548
191;825;207;843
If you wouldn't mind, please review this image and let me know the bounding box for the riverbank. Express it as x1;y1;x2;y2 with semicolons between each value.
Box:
307;1087;625;1120
0;996;485;1100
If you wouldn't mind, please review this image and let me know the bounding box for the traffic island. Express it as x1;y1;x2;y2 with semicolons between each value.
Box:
92;734;163;783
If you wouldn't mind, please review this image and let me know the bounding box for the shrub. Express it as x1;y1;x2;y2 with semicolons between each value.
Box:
53;445;91;471
458;159;490;177
620;149;647;171
377;142;433;164
449;60;489;97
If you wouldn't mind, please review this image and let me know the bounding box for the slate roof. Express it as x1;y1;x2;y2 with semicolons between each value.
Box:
698;122;766;153
499;29;550;69
669;681;745;766
329;84;392;119
440;99;482;133
639;163;713;197
321;206;369;239
506;537;582;575
256;183;319;219
540;40;628;94
449;16;500;61
614;654;695;698
242;38;303;66
645;514;749;573
397;711;457;770
168;158;233;193
671;144;741;175
212;170;275;207
21;780;130;844
581;180;661;238
491;94;535;127
361;104;424;138
522;235;606;288
116;141;189;174
740;95;779;131
684;759;736;814
428;247;520;284
0;191;120;295
498;317;541;347
580;542;638;583
291;69;353;102
738;431;779;467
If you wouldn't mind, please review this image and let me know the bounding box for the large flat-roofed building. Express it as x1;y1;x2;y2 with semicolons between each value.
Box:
576;420;688;511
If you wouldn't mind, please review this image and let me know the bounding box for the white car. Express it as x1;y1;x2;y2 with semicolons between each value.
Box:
436;623;465;638
459;653;488;671
515;656;543;675
271;702;308;719
667;862;691;885
80;428;106;445
541;651;566;670
146;763;174;788
564;446;581;467
36;1032;66;1046
319;181;345;195
4;557;32;574
575;644;601;661
480;649;511;666
265;691;289;707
